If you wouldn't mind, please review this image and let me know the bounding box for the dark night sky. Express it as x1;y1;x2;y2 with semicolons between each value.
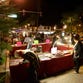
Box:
12;0;83;26
40;0;83;26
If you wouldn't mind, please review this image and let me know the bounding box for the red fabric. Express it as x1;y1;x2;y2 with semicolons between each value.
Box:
10;43;51;57
10;54;74;80
10;44;74;81
38;60;48;78
57;45;73;50
10;44;73;57
10;62;30;83
32;43;51;52
43;55;74;76
10;45;27;57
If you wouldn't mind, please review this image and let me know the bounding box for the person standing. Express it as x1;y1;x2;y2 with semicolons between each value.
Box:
23;33;34;49
73;34;83;73
22;52;40;83
51;34;57;47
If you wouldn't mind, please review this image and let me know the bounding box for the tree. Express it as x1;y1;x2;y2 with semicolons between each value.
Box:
61;12;82;34
0;4;19;34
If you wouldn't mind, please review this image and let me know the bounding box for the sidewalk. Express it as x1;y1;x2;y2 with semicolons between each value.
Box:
40;66;83;83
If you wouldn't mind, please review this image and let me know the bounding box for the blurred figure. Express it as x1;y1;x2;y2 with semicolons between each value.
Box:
35;32;41;43
72;34;83;73
23;33;34;49
71;33;75;45
40;32;44;42
53;35;62;46
51;34;57;47
22;52;40;83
